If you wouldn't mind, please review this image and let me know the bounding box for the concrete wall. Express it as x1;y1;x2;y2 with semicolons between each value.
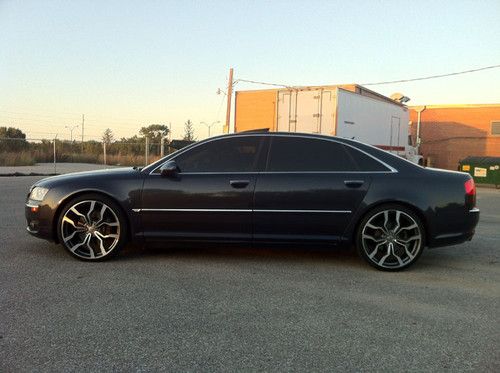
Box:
409;105;500;170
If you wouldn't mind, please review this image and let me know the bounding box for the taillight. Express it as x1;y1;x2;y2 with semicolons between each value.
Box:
465;178;475;196
464;178;476;208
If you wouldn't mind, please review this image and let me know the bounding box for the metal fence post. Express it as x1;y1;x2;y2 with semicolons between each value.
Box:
103;142;107;165
53;136;57;174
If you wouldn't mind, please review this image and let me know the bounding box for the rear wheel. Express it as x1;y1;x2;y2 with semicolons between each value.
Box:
57;194;128;261
356;205;425;271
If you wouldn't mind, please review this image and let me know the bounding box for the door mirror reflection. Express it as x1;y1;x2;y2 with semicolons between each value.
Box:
160;161;180;178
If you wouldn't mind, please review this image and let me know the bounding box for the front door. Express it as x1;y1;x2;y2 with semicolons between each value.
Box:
140;136;266;242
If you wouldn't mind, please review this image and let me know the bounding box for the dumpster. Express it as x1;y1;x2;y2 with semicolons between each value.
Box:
459;156;500;187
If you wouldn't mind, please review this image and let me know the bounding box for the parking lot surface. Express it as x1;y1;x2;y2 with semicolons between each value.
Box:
1;176;499;372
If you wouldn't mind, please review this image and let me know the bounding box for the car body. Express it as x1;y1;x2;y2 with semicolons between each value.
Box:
25;132;479;270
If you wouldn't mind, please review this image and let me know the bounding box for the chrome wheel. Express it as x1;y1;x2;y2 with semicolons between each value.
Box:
60;200;121;259
360;209;422;270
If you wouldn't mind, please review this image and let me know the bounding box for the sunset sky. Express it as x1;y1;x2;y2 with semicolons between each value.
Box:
1;0;499;141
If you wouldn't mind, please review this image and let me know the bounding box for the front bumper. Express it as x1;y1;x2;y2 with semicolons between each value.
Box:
25;201;54;241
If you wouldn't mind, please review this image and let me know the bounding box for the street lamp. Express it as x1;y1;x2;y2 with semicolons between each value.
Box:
201;121;220;138
65;125;79;142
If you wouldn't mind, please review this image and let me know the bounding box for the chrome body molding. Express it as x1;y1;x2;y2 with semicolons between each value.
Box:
254;209;351;214
133;208;352;213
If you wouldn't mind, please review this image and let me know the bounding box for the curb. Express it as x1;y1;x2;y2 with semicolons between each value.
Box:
0;173;59;177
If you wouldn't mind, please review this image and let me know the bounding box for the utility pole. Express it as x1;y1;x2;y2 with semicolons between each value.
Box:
414;106;426;154
224;67;234;134
81;114;85;152
103;141;107;165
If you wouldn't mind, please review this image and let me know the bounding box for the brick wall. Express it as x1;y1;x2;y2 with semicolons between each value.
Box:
409;105;500;169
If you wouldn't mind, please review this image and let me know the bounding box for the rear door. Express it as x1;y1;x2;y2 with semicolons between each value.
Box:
253;136;373;243
295;89;321;133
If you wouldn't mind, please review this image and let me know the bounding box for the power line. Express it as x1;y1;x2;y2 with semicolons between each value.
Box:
361;64;500;86
235;78;292;88
236;64;500;89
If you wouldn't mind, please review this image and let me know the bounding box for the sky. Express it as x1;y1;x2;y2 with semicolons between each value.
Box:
1;0;500;141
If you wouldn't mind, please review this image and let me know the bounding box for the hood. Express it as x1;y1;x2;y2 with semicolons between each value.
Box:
34;167;140;188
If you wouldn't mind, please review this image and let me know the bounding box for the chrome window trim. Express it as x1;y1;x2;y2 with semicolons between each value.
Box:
133;208;352;213
149;133;398;175
148;170;394;176
258;171;392;175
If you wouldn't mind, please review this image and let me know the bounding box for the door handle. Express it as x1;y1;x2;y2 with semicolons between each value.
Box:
230;180;250;189
344;180;364;188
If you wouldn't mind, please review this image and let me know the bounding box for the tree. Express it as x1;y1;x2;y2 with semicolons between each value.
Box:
183;120;196;141
101;128;114;145
0;126;28;151
0;126;26;139
139;124;169;144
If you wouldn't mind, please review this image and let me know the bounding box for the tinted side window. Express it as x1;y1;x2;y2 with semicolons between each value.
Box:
343;146;390;171
175;136;261;172
267;137;357;172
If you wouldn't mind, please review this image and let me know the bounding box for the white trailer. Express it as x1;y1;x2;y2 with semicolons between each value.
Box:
274;87;421;163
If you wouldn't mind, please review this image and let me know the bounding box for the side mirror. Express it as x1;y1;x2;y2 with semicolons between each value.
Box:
160;161;179;178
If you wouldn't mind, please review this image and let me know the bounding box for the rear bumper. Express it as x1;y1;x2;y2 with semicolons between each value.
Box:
429;208;479;248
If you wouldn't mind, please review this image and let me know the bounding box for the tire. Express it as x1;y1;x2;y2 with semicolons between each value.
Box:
356;204;425;271
57;193;128;261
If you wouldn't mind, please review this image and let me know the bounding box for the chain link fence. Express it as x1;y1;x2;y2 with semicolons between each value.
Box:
0;137;180;168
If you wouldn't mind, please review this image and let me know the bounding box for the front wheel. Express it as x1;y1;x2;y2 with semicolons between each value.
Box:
57;194;128;261
356;205;425;271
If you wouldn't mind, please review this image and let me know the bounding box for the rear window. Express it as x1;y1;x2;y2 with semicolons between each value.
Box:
343;146;391;172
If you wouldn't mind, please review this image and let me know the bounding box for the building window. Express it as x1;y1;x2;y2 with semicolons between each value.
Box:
492;121;500;135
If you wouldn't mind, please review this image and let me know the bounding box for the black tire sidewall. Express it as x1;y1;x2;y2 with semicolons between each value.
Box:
57;193;128;261
356;204;426;271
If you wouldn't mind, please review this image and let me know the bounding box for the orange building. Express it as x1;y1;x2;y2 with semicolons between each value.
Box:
409;104;500;170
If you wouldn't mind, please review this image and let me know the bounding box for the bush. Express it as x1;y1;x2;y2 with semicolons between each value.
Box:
0;152;36;166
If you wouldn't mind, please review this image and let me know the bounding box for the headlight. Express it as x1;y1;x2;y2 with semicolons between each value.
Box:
29;186;49;201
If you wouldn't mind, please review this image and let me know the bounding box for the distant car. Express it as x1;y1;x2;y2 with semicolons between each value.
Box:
25;132;479;270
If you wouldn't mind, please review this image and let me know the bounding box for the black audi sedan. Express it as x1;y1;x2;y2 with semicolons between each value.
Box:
25;132;479;270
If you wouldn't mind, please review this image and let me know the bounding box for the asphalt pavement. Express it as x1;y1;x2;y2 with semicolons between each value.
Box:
1;176;499;372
